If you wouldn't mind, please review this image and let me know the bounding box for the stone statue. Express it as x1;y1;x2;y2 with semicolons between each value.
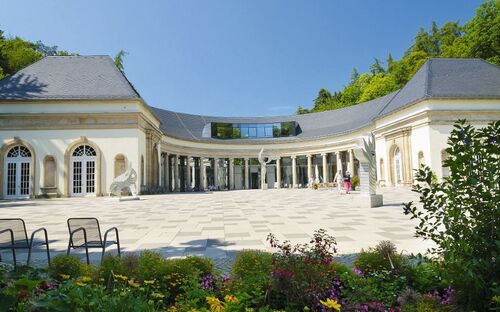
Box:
110;162;138;198
360;132;377;195
258;148;276;190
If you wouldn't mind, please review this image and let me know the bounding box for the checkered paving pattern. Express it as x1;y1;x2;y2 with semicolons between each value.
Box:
0;188;433;265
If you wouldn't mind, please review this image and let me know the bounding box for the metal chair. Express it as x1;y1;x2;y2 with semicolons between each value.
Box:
66;218;121;264
0;218;50;268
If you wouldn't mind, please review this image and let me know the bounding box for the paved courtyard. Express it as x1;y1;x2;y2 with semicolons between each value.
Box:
0;188;433;267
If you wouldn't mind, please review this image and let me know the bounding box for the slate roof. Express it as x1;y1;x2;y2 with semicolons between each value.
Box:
1;57;498;142
153;58;500;143
0;55;140;100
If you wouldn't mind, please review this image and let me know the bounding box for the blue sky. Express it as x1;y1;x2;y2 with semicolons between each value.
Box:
0;0;482;116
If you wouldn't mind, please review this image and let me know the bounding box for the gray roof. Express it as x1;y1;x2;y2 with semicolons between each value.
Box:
378;58;500;116
1;56;498;142
0;55;140;100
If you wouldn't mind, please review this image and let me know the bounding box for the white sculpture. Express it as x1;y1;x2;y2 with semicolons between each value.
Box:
258;148;277;190
354;133;383;207
109;162;138;198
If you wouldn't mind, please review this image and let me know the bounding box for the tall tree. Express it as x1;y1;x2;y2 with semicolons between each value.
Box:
369;58;385;75
114;49;128;72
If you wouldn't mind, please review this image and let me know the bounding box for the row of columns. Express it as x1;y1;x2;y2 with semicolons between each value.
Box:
161;149;356;192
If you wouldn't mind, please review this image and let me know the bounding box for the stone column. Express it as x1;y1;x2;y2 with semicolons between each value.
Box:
291;156;297;188
244;158;249;189
165;153;170;192
336;151;342;174
276;157;281;189
213;158;219;190
229;158;235;190
348;149;354;174
307;154;312;186
174;155;180;191
186;156;192;191
322;153;328;183
200;157;206;191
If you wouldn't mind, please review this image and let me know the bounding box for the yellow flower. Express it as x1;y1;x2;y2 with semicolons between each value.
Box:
128;280;140;288
81;276;92;283
114;274;128;281
151;292;165;299
224;295;238;303
76;281;87;287
206;296;225;312
144;280;155;285
320;298;341;311
60;274;70;280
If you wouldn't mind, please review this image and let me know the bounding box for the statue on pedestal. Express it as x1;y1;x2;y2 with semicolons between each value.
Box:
354;133;383;207
109;162;139;200
258;148;276;190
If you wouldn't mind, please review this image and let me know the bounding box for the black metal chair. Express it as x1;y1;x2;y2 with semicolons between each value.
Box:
66;218;121;264
0;218;50;268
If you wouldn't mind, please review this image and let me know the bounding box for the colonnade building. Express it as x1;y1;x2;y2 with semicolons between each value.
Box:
0;56;499;199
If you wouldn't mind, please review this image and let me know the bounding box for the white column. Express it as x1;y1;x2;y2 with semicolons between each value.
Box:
200;157;206;191
291;156;297;188
175;155;180;191
165;153;170;192
186;156;192;191
213;157;219;190
348;149;354;174
322;153;328;183
336;151;342;174
244;158;249;189
229;158;235;190
276;157;281;189
307;154;312;186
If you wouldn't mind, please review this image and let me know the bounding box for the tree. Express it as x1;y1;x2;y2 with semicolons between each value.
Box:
369;58;385;75
403;120;500;310
350;67;359;83
114;49;128;72
0;37;42;75
386;53;394;73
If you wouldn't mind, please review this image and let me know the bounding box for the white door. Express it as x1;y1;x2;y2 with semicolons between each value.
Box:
70;145;97;197
3;146;32;199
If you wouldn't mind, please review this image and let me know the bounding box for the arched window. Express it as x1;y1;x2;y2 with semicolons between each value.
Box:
70;145;97;196
441;150;450;178
114;154;126;178
393;147;402;185
4;145;32;198
43;156;57;188
418;151;425;168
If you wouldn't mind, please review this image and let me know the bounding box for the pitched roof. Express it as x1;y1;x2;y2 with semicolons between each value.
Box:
378;58;500;116
0;55;140;100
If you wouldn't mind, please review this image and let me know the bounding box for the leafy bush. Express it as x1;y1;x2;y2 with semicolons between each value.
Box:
403;120;500;310
353;240;410;274
48;254;83;280
351;175;360;190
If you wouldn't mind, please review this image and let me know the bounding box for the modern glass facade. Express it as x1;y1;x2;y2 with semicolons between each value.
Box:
211;122;298;139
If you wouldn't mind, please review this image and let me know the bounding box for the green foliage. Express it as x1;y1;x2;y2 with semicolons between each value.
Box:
48;254;83;280
403;120;500;310
298;0;500;114
351;175;359;190
114;49;128;72
353;240;410;274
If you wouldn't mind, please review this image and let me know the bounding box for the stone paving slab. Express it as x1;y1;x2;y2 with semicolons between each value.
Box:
0;188;433;267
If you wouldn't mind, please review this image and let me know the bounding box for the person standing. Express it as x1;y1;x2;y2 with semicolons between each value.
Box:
344;171;351;194
334;170;343;194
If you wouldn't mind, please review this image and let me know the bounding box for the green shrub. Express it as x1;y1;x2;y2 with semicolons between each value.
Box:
403;120;500;310
48;255;82;280
409;261;447;293
181;256;213;275
351;175;360;190
353;241;410;274
138;250;167;280
232;249;273;280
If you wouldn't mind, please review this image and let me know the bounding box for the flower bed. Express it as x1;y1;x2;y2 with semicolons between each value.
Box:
0;231;455;312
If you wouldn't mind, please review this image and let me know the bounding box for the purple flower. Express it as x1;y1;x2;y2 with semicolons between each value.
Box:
351;267;364;277
199;274;217;291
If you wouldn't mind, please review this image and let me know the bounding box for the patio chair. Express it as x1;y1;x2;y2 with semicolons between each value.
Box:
66;218;121;264
0;218;51;268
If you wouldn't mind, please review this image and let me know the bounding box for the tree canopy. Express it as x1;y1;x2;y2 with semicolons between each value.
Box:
297;0;500;114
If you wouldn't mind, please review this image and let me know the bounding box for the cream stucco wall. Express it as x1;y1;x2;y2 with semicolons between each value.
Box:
0;128;142;197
